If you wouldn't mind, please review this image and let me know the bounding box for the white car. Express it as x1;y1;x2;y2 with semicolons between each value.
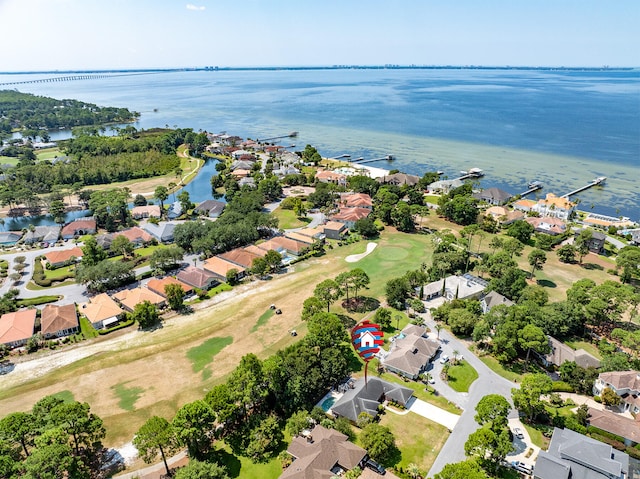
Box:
513;427;525;439
439;354;449;364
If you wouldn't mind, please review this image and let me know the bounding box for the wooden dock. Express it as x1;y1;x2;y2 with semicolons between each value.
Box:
349;155;394;164
519;183;543;197
561;177;607;198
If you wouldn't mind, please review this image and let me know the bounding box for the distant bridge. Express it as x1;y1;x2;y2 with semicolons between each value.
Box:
0;72;154;87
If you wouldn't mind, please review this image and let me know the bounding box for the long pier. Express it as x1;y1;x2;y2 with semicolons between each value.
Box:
561;177;607;198
351;155;394;165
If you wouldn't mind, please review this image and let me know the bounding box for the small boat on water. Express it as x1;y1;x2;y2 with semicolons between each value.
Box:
528;180;543;189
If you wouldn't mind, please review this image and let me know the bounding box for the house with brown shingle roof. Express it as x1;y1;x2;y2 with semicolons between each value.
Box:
81;293;123;329
258;236;307;256
280;425;367;479
587;408;640;447
539;336;601;370
131;205;161;220
594;371;640;414
322;221;347;240
377;172;421;186
176;266;218;290
219;247;262;269
330;207;371;229
112;287;166;312
381;324;440;380
61;218;96;240
44;246;83;268
41;303;79;339
0;309;37;348
147;277;193;298
203;256;246;282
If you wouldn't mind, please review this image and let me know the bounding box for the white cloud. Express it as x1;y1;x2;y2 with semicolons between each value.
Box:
186;3;205;10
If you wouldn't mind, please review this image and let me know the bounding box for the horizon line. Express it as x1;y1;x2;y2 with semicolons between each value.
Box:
0;64;638;75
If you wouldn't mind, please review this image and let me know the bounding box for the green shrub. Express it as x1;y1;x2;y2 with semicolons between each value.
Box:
551;381;574;393
98;319;135;335
594;395;602;403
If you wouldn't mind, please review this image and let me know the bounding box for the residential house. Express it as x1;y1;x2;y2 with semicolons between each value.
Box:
231;149;255;160
230;160;256;171
340;193;373;210
258;236;307;257
113;287;166;312
81;293;123;330
377;172;421;186
143;222;178;243
322;221;347;240
525;216;567;235
243;245;268;258
0;231;23;246
294;227;325;242
472;187;513;205
219;247;262;269
422;274;488;301
575;229;607;254
532;193;577;220
513;198;537;214
176;266;218;290
284;231;316;245
273;165;300;178
540;336;601;369
533;427;629;479
238;176;256;188
147;277;193;298
484;206;524;226
280;425;367;479
587;408;640;447
60;218;96;240
315;170;347;186
41;303;79;339
166;202;183;220
631;230;640;246
331;377;413;423
330;207;371;229
480;291;515;313
583;213;636;230
131;205;161;220
44;246;83;268
23;225;61;245
0;309;36;348
381;324;440;380
230;168;251;179
427;179;463;194
203;256;246;282
97;227;154;251
194;200;226;218
593;371;640;414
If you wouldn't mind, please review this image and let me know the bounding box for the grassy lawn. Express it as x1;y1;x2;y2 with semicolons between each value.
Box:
478;353;546;382
379;372;461;415
26;279;76;291
523;423;550;449
45;264;75;280
446;360;479;393
79;316;99;339
271;206;311;229
50;390;75;403
251;308;275;333
377;409;450;474
186;336;234;380
35;147;62;161
563;339;602;360
0;156;20;165
111;382;145;412
16;295;60;307
214;442;283;479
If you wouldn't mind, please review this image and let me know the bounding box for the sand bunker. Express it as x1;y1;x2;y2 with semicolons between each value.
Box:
345;242;378;263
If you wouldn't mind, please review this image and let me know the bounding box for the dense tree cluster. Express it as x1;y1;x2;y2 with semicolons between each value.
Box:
0;90;138;137
464;395;512;473
0;394;106;478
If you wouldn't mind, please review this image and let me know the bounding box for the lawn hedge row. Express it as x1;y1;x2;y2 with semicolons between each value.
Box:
98;318;135;335
33;259;74;286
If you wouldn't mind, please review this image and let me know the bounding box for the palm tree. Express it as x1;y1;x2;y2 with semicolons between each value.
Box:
452;349;460;365
407;463;421;479
435;324;443;340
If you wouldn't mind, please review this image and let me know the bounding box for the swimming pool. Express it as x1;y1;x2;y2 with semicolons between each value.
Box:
321;396;337;412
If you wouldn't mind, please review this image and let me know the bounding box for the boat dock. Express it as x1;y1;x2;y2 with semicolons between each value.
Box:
519;181;543;197
454;168;484;181
561;176;607;198
351;155;394;165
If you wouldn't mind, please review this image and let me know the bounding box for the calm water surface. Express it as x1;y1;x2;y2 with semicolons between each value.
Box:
1;68;638;222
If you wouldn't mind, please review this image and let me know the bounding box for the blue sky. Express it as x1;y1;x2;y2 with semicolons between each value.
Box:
1;0;638;71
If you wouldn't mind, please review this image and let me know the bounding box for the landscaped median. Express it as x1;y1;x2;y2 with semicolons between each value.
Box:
444;359;479;393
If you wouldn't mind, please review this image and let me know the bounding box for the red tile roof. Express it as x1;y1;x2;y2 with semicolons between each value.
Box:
147;277;193;297
41;304;78;337
44;246;83;265
0;309;36;345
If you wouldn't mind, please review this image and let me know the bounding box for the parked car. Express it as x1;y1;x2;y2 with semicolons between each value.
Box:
511;460;533;474
365;458;386;475
513;427;525;439
439;354;449;364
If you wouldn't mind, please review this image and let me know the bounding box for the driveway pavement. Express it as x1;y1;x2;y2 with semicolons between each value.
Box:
406;397;460;430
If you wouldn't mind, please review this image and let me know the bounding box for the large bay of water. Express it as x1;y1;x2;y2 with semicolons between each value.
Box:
1;68;638;221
